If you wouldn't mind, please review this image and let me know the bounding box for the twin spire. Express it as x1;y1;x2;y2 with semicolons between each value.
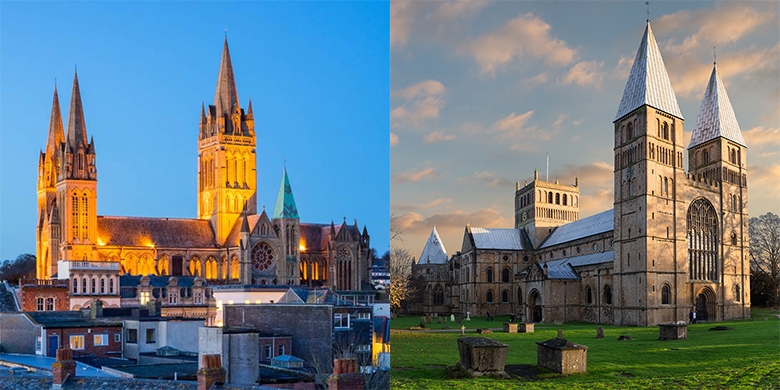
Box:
44;70;92;165
689;63;745;148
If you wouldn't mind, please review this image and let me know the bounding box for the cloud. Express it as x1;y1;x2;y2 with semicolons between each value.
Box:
559;61;605;87
492;111;534;137
390;132;399;147
391;80;447;128
459;171;515;188
391;1;419;49
748;163;780;195
392;197;454;213
392;80;446;99
394;208;513;237
461;12;576;76
423;130;455;144
431;1;488;21
392;166;438;185
743;127;780;150
519;72;549;89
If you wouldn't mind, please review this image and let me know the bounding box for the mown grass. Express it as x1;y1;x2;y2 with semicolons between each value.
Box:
391;309;780;389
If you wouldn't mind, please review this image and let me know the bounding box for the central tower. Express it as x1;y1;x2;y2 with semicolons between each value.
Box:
198;38;257;244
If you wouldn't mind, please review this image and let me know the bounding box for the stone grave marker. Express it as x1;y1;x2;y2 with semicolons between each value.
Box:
659;323;687;340
456;337;509;378
557;329;564;338
536;337;588;375
596;327;604;339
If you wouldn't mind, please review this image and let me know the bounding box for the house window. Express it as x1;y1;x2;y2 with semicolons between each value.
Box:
278;345;285;356
94;334;108;346
357;312;370;320
661;284;671;305
140;291;151;306
82;278;87;294
146;329;156;344
73;278;78;294
69;335;85;350
195;292;203;305
169;291;178;305
265;345;272;359
127;329;138;344
109;278;115;294
91;278;96;294
46;297;54;311
334;313;349;329
114;333;121;343
35;336;42;352
100;278;105;294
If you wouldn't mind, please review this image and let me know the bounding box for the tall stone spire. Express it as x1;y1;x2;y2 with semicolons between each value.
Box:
213;37;240;114
273;168;299;219
689;63;746;148
66;71;88;149
614;21;683;122
418;226;448;265
46;85;64;159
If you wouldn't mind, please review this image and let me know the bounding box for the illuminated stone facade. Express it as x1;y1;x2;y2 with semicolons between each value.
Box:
36;38;371;292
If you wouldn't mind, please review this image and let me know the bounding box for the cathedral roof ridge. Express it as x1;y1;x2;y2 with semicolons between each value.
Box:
614;21;683;122
688;63;746;148
539;208;614;249
97;215;206;222
418;226;448;264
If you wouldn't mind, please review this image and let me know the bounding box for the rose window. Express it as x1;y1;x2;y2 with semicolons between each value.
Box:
251;243;274;271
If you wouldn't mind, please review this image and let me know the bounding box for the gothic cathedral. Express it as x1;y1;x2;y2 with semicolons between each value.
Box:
36;38;372;291
412;20;749;326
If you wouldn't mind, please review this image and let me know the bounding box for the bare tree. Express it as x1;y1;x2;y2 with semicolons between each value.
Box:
749;212;780;306
390;213;403;242
389;214;416;315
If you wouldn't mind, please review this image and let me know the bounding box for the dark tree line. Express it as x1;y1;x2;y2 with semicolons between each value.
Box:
0;254;36;284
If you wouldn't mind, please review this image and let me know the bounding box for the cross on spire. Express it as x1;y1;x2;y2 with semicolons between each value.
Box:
646;1;650;21
713;46;717;64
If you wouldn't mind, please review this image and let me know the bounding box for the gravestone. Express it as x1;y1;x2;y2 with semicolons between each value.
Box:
420;316;426;326
659;323;687;340
451;314;455;322
596;327;604;339
438;317;442;324
520;323;534;333
427;314;433;324
477;328;493;334
557;329;564;338
503;323;518;333
536;338;588;375
461;325;466;336
457;337;509;378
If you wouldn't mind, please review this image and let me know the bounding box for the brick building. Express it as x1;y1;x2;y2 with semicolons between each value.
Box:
18;279;70;312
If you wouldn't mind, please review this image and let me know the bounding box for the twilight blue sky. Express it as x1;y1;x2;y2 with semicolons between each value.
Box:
0;1;390;260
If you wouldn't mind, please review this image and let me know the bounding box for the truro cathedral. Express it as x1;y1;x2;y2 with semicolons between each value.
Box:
35;38;371;291
412;20;750;326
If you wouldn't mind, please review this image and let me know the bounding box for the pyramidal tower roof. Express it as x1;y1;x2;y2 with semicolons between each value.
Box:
273;168;299;219
46;84;64;158
66;71;88;148
615;21;683;122
418;226;448;265
688;63;745;148
214;37;240;113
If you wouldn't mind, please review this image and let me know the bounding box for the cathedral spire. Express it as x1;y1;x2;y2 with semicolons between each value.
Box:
689;63;746;148
45;84;64;159
273;168;299;219
418;225;448;265
214;36;240;114
66;70;88;148
614;20;682;122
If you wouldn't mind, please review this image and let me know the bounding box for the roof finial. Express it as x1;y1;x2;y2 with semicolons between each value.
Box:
224;28;228;39
713;46;717;65
646;1;650;22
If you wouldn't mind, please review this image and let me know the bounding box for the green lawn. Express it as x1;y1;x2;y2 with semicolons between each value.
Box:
391;309;780;389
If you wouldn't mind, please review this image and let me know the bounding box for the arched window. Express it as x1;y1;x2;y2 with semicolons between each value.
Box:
100;278;105;294
502;268;510;283
486;290;493;303
82;278;87;294
433;284;444;305
730;149;736;163
662;122;669;140
586;286;592;304
109;278;115;294
486;268;493;283
548;192;553;203
604;285;612;305
687;198;718;281
517;287;523;303
626;122;633;140
703;149;709;163
731;231;738;246
502;290;509;303
661;284;671;305
91;278;96;294
73;278;78;294
555;193;560;204
563;194;567;206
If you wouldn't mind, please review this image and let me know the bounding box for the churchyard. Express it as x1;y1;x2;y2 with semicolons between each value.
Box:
391;308;780;389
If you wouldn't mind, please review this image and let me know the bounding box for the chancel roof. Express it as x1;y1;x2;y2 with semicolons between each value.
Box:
97;216;216;248
688;64;746;148
418;226;448;264
470;227;524;250
615;21;683;121
540;209;613;249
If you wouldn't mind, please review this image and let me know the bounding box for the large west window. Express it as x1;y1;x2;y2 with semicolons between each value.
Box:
687;198;718;281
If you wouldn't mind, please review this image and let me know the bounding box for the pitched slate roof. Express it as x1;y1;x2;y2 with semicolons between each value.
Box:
97;216;216;248
688;63;746;148
223;214;261;247
418;226;448;264
545;250;615;279
300;223;329;252
540;209;613;249
273;169;299;219
615;21;683;121
469;228;524;250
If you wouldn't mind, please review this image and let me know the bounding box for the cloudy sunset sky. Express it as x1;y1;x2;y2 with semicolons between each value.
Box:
391;1;779;258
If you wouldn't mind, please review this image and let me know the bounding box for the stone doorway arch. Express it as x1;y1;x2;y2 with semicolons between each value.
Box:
528;289;542;322
696;286;716;321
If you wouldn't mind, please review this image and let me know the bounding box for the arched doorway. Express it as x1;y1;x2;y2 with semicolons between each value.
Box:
696;287;716;321
528;289;542;322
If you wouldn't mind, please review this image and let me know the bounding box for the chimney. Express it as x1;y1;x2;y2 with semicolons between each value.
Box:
327;358;364;390
197;354;226;390
90;300;103;319
51;348;76;388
